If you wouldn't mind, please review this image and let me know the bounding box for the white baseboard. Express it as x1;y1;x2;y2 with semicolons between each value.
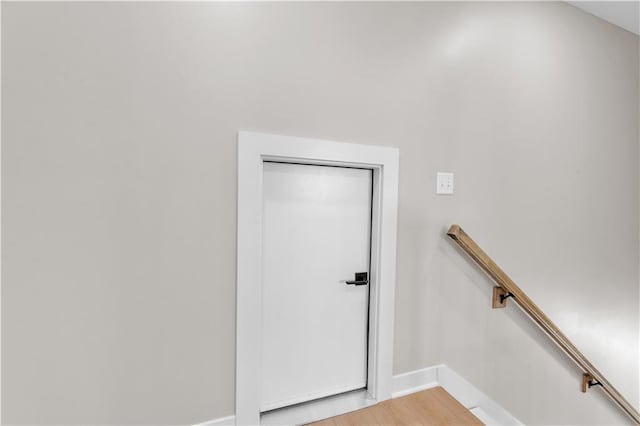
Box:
435;365;522;426
195;364;521;426
391;364;440;398
193;415;236;426
471;407;502;425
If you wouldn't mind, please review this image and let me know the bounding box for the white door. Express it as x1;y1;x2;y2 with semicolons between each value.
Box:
261;162;372;412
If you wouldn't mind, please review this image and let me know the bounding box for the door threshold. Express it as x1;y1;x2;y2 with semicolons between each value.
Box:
260;388;377;425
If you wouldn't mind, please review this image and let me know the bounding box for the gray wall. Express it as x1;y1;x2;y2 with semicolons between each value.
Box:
2;2;638;425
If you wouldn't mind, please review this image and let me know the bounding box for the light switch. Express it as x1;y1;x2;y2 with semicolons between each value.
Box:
436;172;454;195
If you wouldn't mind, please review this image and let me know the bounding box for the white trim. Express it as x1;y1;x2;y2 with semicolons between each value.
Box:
197;364;522;426
391;365;440;398
471;407;502;426
236;131;400;425
261;389;376;426
437;365;522;426
193;415;236;426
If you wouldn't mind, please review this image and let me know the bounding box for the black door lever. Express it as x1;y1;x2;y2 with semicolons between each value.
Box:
345;272;369;286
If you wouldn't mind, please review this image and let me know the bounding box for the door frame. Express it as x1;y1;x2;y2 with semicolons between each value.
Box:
236;131;399;425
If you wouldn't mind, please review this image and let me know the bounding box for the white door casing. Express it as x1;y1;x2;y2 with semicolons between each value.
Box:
236;132;399;425
261;162;372;411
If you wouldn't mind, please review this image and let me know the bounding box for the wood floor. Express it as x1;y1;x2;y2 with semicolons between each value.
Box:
308;387;484;426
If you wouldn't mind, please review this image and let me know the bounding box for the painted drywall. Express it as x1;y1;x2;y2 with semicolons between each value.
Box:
2;2;638;425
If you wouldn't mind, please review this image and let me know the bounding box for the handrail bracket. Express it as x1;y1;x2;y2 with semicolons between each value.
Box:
492;286;514;308
582;373;603;393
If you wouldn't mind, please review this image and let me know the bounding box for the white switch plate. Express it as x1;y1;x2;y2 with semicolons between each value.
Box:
436;172;454;195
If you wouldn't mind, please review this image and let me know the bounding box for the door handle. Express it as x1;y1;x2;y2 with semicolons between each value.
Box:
345;272;369;286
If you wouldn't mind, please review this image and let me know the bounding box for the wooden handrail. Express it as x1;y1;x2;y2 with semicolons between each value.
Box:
447;224;640;424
